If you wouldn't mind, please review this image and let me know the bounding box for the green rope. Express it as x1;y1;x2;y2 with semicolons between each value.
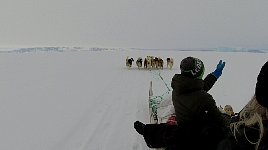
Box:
149;70;172;117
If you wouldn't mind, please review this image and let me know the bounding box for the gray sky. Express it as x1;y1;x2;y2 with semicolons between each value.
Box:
1;0;268;49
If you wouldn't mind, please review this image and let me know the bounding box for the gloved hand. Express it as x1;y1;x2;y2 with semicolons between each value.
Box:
212;60;225;79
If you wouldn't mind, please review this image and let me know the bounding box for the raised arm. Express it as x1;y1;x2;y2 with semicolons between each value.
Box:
203;60;226;92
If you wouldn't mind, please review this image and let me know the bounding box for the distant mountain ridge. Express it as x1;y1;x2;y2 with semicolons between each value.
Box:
0;47;267;53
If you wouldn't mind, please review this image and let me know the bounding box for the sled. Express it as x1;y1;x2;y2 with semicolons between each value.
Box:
149;81;175;124
149;81;158;124
148;81;176;150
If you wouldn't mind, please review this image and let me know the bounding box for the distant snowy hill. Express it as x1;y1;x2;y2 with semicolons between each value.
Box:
0;47;267;53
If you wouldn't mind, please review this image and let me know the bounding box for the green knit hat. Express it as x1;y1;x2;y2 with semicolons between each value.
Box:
180;57;205;79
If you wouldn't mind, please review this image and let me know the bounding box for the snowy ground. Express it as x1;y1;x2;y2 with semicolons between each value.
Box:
0;50;267;150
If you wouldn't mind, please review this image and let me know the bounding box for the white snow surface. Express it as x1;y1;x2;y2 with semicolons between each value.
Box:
0;50;267;150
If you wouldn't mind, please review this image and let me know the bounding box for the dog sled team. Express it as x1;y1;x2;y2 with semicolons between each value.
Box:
126;56;173;69
134;56;268;150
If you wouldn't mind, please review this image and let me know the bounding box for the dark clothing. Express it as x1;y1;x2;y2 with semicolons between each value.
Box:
143;123;203;150
255;61;268;108
142;123;176;148
142;117;229;150
216;121;268;150
140;73;229;150
171;74;227;130
141;115;268;150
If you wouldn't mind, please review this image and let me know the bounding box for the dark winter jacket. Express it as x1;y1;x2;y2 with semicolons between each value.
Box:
140;74;229;150
171;73;227;131
255;61;268;108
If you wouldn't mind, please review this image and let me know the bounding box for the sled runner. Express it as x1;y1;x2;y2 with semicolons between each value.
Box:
149;81;158;124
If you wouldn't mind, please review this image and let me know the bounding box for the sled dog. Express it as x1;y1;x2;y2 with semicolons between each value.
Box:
167;58;174;69
136;57;143;69
126;56;134;69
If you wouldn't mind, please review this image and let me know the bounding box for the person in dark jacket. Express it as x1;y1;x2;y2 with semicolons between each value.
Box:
171;57;228;149
216;61;268;150
255;61;268;108
134;57;229;150
172;57;227;127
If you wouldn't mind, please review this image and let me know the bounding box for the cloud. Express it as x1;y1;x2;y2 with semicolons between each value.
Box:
0;0;268;48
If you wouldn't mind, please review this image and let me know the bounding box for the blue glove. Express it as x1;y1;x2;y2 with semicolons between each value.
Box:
212;60;225;79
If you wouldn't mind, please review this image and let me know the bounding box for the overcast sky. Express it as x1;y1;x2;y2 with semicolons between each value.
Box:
0;0;268;49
